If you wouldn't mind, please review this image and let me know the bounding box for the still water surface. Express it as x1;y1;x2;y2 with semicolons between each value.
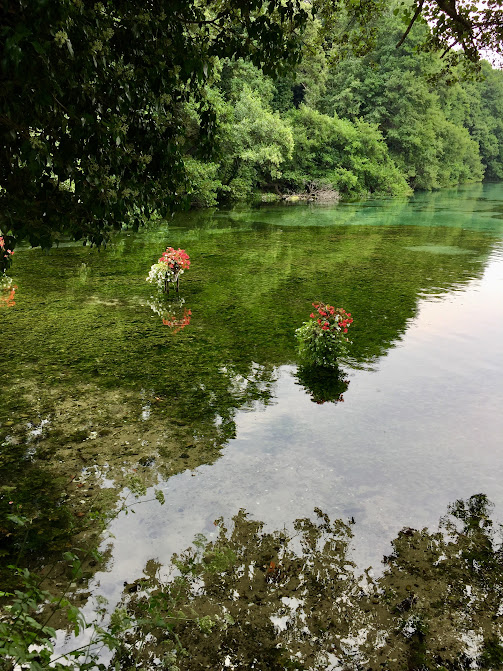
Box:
1;182;503;613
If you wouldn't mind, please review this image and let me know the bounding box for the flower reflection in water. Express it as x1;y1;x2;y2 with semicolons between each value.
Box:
148;295;192;333
295;364;350;404
0;275;17;308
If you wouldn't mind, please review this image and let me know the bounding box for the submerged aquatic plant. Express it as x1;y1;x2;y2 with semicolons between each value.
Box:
295;301;353;368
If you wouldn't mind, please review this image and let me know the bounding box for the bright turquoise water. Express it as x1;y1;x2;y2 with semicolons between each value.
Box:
1;182;503;608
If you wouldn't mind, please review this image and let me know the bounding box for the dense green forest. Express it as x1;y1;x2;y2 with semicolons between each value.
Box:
2;0;503;252
183;10;503;206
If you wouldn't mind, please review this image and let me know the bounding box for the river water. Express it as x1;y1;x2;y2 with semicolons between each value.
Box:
1;182;503;624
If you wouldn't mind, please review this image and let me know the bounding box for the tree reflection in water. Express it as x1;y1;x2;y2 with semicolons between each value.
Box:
113;495;503;670
295;365;350;405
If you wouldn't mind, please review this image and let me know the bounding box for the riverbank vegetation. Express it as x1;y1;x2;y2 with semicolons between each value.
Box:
2;1;503;252
184;11;503;206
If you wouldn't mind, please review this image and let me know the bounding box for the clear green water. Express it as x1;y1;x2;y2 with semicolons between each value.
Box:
1;182;503;603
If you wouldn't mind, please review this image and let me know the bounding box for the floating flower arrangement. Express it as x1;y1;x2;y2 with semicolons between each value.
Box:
296;302;353;368
146;247;190;290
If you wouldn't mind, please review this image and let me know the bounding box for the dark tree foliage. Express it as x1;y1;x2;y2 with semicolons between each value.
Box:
0;0;311;249
109;495;503;670
412;0;503;63
358;0;503;65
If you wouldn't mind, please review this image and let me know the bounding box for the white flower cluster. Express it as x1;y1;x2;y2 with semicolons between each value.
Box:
146;263;167;288
0;274;14;290
146;262;185;289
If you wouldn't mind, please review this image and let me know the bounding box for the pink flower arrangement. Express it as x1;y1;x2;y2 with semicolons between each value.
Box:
146;247;191;289
158;247;190;272
296;301;354;368
0;236;14;257
0;235;14;273
310;302;353;335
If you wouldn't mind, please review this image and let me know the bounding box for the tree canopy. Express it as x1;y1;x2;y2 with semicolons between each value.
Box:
0;0;310;249
402;0;503;64
335;0;503;65
2;0;503;253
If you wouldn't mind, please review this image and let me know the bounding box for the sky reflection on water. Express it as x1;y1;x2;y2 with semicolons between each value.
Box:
2;185;503;645
95;240;503;611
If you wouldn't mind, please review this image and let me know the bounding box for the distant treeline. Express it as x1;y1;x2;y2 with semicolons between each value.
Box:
181;9;503;205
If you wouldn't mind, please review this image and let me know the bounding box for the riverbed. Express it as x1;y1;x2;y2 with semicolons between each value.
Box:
1;182;503;627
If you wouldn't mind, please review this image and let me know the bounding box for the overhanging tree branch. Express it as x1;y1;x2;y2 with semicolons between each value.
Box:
396;0;425;48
